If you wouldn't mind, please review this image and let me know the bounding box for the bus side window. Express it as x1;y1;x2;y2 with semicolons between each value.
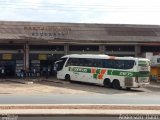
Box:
115;60;125;69
65;58;73;67
74;58;79;66
124;60;134;69
92;59;97;67
84;58;91;67
88;59;94;67
92;59;102;68
103;59;113;68
78;58;84;66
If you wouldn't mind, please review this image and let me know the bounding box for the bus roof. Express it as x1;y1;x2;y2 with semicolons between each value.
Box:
61;54;148;60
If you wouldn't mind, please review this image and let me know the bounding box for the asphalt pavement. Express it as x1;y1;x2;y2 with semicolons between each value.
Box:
0;94;160;104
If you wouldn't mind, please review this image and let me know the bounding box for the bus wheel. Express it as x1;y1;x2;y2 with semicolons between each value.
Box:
103;78;111;88
65;74;70;81
112;80;121;90
126;87;131;90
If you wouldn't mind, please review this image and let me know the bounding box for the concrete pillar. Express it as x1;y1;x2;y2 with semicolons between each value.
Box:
64;44;69;55
135;45;141;57
24;43;29;71
99;45;105;54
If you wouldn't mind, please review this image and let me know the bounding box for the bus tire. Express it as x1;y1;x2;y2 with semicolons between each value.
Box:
112;80;121;90
126;87;131;90
103;78;111;88
65;74;70;81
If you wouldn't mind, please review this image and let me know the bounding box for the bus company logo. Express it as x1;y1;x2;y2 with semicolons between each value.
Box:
69;67;107;79
92;68;107;79
119;72;133;77
69;67;88;73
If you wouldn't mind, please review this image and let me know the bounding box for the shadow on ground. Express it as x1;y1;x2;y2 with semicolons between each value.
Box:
35;79;145;95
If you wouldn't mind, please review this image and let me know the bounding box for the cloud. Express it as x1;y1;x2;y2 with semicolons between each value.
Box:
0;0;160;25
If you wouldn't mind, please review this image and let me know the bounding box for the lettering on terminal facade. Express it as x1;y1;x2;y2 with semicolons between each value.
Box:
24;26;71;38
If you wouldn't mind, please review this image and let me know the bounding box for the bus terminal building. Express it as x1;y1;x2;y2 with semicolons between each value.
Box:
0;21;160;77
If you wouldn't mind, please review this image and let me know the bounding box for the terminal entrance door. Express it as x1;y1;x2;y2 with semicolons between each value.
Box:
0;60;16;78
39;54;63;77
40;60;54;77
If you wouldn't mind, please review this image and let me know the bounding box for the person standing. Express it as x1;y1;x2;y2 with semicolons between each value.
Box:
46;66;50;79
33;67;36;78
53;63;58;76
1;67;5;78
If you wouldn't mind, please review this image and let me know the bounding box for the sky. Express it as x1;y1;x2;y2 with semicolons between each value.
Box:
0;0;160;25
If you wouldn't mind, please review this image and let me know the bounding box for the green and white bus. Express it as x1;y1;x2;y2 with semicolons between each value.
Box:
56;54;150;89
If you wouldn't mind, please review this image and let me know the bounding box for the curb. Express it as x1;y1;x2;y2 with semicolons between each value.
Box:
0;104;160;110
41;79;65;84
0;104;160;116
0;109;160;117
5;79;34;84
5;78;64;84
0;109;160;116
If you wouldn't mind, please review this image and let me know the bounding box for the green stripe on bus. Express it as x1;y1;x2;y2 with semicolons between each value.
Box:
69;67;149;77
107;70;137;77
107;70;149;77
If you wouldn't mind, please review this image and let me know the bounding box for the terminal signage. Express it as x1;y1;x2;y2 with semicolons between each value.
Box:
24;26;71;39
38;54;47;60
2;54;12;60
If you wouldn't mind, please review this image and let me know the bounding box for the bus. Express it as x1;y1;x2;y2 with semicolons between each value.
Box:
55;54;150;89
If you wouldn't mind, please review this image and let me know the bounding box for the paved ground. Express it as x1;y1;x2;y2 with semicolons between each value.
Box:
0;78;160;95
0;78;159;118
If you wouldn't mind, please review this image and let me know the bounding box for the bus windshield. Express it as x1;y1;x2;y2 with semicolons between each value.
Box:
56;58;67;71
